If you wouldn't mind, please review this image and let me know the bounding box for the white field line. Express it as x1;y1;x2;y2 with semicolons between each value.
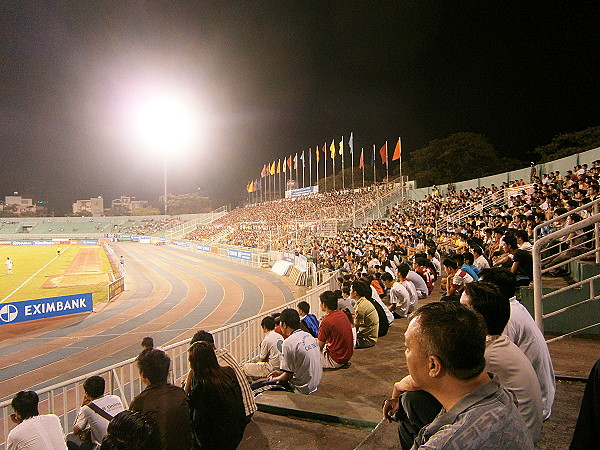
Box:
1;245;72;303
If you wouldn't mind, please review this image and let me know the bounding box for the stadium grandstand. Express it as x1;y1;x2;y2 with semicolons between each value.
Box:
1;148;600;449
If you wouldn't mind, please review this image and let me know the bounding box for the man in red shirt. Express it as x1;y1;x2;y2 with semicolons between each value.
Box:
318;291;354;369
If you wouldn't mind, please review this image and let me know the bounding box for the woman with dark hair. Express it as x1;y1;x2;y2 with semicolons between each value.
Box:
100;410;161;450
187;341;246;450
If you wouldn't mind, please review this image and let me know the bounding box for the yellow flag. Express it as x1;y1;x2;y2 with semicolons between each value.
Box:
330;140;336;159
270;162;275;175
277;159;281;173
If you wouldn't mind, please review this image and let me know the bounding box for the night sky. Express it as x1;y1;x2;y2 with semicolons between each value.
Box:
1;1;598;214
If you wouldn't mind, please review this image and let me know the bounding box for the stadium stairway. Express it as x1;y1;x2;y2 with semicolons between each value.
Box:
239;286;600;449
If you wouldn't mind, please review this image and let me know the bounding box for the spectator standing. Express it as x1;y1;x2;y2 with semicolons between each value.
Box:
6;256;13;274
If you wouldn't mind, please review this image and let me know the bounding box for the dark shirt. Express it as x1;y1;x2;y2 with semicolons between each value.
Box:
188;367;246;450
129;382;193;450
513;249;533;279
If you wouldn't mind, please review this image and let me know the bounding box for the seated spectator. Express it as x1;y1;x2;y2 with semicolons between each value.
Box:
397;264;419;315
72;376;125;449
440;258;473;302
472;245;490;272
184;330;257;423
337;286;356;315
461;282;543;443
251;308;322;394
451;253;479;281
479;268;555;419
141;337;154;351
413;257;435;294
570;358;600;449
8;390;67;450
243;316;283;379
381;272;411;318
317;291;354;369
99;410;161;450
352;280;384;346
500;233;533;286
297;301;319;338
382;302;534;450
187;341;247;450
130;349;193;450
405;267;429;299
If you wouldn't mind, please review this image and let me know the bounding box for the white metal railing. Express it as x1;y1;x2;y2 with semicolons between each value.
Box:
165;207;229;239
435;188;506;233
532;200;600;342
0;271;338;448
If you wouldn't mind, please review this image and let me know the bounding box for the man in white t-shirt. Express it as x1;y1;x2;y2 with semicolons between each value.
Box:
381;272;412;318
8;390;67;450
243;316;283;378
252;308;322;395
6;256;13;275
72;376;125;448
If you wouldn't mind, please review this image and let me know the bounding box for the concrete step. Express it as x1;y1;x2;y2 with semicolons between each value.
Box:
255;390;382;429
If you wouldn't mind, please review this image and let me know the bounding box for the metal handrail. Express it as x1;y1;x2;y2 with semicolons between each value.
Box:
0;270;338;446
532;208;600;337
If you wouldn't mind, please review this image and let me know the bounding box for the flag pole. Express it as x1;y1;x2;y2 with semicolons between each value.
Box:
323;144;327;191
373;144;376;184
361;148;365;187
332;142;336;192
309;148;313;188
302;150;305;188
341;136;345;190
350;133;354;190
386;141;389;183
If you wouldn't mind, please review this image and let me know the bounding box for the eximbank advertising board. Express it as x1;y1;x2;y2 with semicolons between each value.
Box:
0;293;93;325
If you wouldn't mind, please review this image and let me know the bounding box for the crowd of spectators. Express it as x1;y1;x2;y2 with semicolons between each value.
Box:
114;217;184;236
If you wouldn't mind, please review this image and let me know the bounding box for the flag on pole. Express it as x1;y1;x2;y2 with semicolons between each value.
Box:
287;156;292;169
246;182;250;193
371;146;376;166
392;137;401;161
293;153;298;169
316;146;320;163
349;132;354;157
339;138;343;156
322;143;327;160
380;143;388;164
300;151;305;167
277;159;281;174
283;157;287;173
270;162;275;175
330;140;336;159
359;148;364;168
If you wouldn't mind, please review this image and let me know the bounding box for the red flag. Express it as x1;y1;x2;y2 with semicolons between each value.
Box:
359;148;364;168
322;143;327;160
392;138;401;161
379;142;388;164
293;153;298;169
287;156;292;168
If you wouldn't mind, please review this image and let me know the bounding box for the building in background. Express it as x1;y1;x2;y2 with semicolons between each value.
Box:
72;197;104;217
4;194;36;215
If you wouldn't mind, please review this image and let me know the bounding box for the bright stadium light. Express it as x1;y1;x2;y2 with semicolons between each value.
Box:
129;85;203;215
132;93;200;153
